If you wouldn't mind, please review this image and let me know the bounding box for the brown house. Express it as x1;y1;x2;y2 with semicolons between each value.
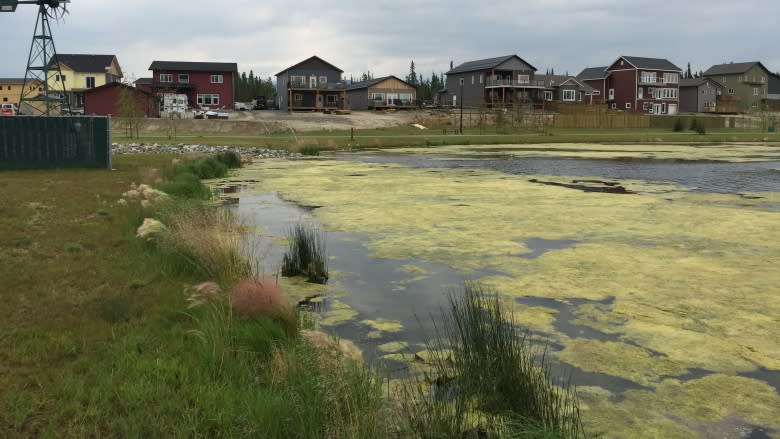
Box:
346;75;417;110
83;82;160;118
275;56;346;111
576;67;609;104
605;56;682;115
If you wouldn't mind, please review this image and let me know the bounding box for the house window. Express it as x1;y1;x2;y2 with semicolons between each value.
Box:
56;74;66;82
761;76;766;83
399;93;413;103
196;94;220;106
663;73;679;84
562;89;577;101
728;88;735;94
294;94;303;103
290;75;306;87
517;75;530;84
471;75;475;85
159;73;172;83
479;74;483;84
371;92;385;102
2;97;7;102
721;76;727;83
625;103;632;109
591;90;600;95
753;87;760;96
319;76;328;87
309;76;317;88
608;88;614;100
544;90;553;101
85;76;95;89
641;71;656;83
638;87;643;99
326;95;337;104
179;74;189;83
210;75;223;84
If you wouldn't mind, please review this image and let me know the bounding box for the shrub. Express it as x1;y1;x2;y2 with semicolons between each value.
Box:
673;118;684;132
689;118;700;132
215;151;242;169
230;277;297;333
695;123;707;135
186;157;228;179
281;223;328;284
299;145;323;156
157;171;212;199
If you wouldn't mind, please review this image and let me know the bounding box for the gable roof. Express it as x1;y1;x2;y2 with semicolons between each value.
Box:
679;77;723;88
535;75;596;93
149;61;238;72
347;75;414;91
83;81;152;96
702;61;770;76
611;56;681;72
134;77;153;85
576;66;609;80
276;56;343;76
0;78;27;84
50;54;119;73
447;55;537;74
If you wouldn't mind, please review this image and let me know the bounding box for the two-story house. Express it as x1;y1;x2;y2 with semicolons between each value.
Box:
275;56;346;111
0;78;43;107
702;62;772;113
605;56;682;115
534;75;595;104
576;67;609;104
346;75;417;110
441;55;540;109
148;61;238;110
679;78;723;113
47;54;123;113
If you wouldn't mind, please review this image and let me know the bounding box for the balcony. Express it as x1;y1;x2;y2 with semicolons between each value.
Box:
485;79;542;88
288;81;346;90
639;78;666;86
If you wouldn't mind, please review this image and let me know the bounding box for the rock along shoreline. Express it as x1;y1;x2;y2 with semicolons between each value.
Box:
112;143;305;160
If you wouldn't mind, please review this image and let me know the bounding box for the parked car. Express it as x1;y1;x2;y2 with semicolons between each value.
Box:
234;102;252;111
1;103;19;116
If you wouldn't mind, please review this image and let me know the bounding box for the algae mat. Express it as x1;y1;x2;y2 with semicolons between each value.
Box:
232;156;780;438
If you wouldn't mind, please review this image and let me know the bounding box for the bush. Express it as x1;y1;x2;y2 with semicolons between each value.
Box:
157;171;212;199
689;118;700;132
299;145;323;156
673;118;684;132
186;157;228;179
215;151;242;169
695;124;706;135
281;223;328;284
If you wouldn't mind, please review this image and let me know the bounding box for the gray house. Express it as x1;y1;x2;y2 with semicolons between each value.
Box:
679;78;723;113
440;55;539;108
346;75;417;110
534;75;595;104
702;61;771;112
768;73;780;106
276;56;346;111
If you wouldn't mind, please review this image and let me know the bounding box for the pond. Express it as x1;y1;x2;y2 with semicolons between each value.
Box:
218;143;780;438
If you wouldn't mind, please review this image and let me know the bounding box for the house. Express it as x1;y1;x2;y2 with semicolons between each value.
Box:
702;62;772;112
275;56;346;111
678;78;723;113
134;77;153;94
0;78;43;106
576;67;609;104
534;75;595;104
346;75;417;110
441;55;540;109
768;73;780;110
83;82;160;118
47;54;123;113
605;56;682;115
148;61;238;110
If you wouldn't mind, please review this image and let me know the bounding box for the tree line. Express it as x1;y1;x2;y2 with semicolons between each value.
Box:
235;71;275;103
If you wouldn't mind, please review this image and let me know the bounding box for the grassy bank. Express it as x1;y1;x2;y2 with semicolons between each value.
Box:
0;154;584;437
112;126;780;151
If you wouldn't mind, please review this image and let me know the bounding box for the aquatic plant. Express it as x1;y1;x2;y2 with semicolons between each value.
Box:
281;223;329;284
395;282;584;438
215;151;242;169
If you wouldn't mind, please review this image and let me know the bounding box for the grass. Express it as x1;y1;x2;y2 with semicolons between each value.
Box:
281;223;329;284
394;282;584;438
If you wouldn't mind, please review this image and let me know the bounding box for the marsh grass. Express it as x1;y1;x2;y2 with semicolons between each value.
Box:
281;223;329;284
215;151;242;168
396;282;585;438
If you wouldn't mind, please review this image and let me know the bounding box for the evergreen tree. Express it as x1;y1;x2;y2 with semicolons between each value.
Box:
686;63;693;79
550;67;554;76
407;61;418;86
450;60;454;71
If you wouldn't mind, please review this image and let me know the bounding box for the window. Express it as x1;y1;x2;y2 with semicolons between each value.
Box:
309;76;317;88
294;94;303;103
728;88;735;94
210;74;223;84
399;93;413;103
544;90;553;101
517;75;530;84
159;73;172;83
290;75;306;86
453;95;457;106
326;95;337;104
625;103;632;109
562;89;577;101
85;76;95;89
2;97;7;102
641;71;656;83
721;76;727;83
663;73;679;83
56;74;66;82
197;94;220;105
471;75;475;85
753;87;760;96
661;103;667;113
479;74;483;84
638;87;643;99
178;74;189;83
761;76;766;83
319;76;328;87
592;90;600;95
608;88;614;100
371;92;385;102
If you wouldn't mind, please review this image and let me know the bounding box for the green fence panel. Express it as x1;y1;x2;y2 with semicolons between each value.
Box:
0;116;111;170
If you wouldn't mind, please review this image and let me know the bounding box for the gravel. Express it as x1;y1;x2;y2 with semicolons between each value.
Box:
111;143;304;160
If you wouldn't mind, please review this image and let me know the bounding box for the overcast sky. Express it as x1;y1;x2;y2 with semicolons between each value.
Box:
1;0;779;82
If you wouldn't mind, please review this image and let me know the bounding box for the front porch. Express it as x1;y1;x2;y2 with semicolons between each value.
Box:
288;89;347;112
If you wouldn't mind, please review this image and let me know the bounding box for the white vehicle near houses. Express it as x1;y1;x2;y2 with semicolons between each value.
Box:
1;103;19;116
161;93;188;116
234;102;252;111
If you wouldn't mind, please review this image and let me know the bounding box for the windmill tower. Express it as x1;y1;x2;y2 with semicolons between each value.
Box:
1;0;70;116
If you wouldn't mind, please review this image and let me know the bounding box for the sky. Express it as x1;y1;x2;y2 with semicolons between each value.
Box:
1;0;779;83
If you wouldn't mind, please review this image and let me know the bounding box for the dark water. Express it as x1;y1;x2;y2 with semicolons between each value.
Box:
340;153;780;194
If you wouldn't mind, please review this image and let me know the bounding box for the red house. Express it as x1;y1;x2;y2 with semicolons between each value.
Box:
148;61;238;110
605;56;682;115
576;66;609;104
83;82;160;117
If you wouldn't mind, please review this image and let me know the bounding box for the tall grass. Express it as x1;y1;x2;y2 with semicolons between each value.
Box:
281;223;329;284
396;282;585;438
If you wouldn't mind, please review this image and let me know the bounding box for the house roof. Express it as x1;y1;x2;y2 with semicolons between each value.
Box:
50;54;118;73
447;55;537;74
535;75;596;93
134;77;153;85
612;56;681;72
576;66;609;80
276;56;343;76
149;61;237;72
0;78;27;84
83;81;152;96
679;77;723;88
702;61;769;76
347;75;414;91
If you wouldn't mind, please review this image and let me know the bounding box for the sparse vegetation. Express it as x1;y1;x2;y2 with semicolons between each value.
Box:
673;118;684;132
281;223;329;284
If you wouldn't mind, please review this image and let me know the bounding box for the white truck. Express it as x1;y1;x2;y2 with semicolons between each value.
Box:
1;103;19;116
161;93;188;116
